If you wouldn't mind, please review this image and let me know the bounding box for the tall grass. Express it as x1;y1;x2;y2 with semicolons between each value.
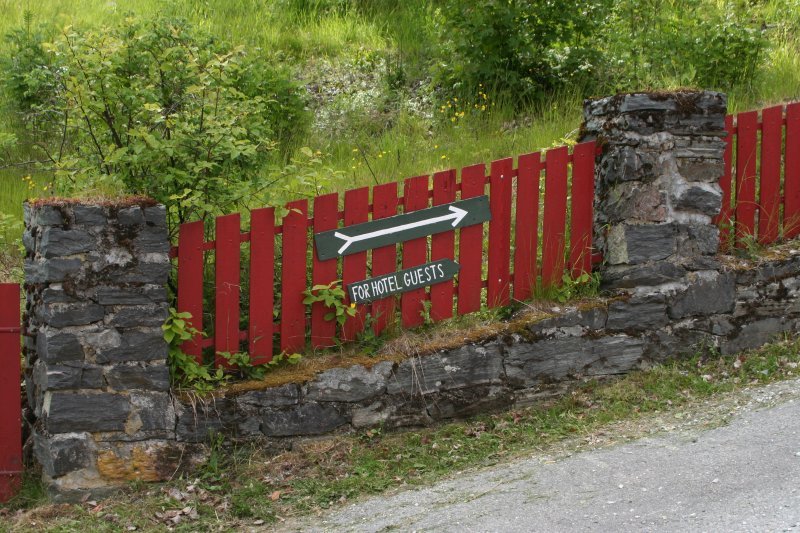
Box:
0;0;799;222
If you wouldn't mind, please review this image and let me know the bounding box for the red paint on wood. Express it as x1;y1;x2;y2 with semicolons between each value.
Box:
735;111;758;246
371;183;399;335
514;152;542;301
342;188;369;341
0;284;22;503
458;164;486;315
249;207;275;364
311;194;339;347
214;213;241;367
569;141;595;277
487;158;513;308
785;103;800;239
401;175;430;328
759;105;783;244
177;221;205;363
280;200;308;353
431;169;457;321
715;115;735;251
542;146;569;287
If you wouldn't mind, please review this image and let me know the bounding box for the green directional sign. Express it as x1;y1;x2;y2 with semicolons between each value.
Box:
314;196;491;261
347;259;460;304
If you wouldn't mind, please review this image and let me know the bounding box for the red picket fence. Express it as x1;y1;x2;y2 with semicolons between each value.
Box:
174;141;597;364
717;102;800;249
0;283;22;503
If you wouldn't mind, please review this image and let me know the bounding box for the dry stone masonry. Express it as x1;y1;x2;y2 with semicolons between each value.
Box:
580;91;727;289
22;91;800;501
23;200;181;501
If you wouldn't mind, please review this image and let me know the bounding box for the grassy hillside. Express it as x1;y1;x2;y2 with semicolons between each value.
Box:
1;0;799;280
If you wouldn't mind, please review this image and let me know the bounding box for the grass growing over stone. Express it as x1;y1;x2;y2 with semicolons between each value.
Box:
3;336;800;531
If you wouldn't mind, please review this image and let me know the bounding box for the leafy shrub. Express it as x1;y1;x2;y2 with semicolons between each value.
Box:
598;0;766;91
4;15;310;226
432;0;608;105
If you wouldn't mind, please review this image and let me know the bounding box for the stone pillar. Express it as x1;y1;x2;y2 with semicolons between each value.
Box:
580;91;727;289
23;199;178;501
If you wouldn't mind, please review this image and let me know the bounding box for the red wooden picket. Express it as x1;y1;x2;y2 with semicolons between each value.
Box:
487;158;513;308
513;152;542;301
342;188;369;341
214;213;241;366
0;284;22;503
280;200;308;353
401;175;430;328
457;164;486;315
371;183;399;335
541;146;569;287
311;194;339;347
569;141;595;277
735;110;758;246
785;102;800;239
716;115;735;251
177;220;204;363
759;105;783;244
249;208;275;363
431;169;457;321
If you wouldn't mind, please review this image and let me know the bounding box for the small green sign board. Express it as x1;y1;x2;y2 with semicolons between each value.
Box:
347;259;460;304
314;196;491;261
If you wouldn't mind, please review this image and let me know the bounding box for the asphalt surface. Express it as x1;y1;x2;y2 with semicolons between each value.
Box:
295;378;800;532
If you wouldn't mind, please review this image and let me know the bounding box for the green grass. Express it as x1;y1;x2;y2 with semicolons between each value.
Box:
4;336;800;531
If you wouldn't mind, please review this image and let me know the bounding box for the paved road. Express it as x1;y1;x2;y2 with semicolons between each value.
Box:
296;379;800;532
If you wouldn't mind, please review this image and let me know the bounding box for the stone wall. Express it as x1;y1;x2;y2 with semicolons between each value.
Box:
174;248;800;441
21;91;800;501
23;200;185;501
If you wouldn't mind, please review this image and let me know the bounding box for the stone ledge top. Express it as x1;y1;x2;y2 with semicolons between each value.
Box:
25;196;159;209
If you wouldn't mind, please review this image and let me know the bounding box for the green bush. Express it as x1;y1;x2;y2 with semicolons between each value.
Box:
4;15;310;225
432;0;609;105
598;0;766;91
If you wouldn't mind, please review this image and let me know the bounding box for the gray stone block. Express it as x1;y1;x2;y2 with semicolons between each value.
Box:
96;285;167;305
105;364;170;391
607;294;669;331
22;229;35;254
505;334;645;387
618;94;677;113
132;227;170;254
236;384;301;411
37;330;85;363
602;262;686;289
45;392;130;433
117;207;144;226
34;361;104;390
676;157;724;183
306;361;393;402
94;328;167;363
144;206;167;228
673;184;722;216
427;386;513;420
129;391;174;432
31;205;66;226
261;403;347;437
669;271;735;319
40;228;95;258
105;304;168;328
72;205;107;226
607;224;676;265
34;432;92;478
41;287;79;304
25;257;83;283
721;317;789;355
38;302;104;327
119;261;171;285
387;344;504;395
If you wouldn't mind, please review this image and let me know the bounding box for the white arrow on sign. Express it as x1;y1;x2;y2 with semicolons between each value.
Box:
334;205;468;254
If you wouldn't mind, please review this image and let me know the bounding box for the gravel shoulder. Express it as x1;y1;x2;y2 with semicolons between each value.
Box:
291;378;800;532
